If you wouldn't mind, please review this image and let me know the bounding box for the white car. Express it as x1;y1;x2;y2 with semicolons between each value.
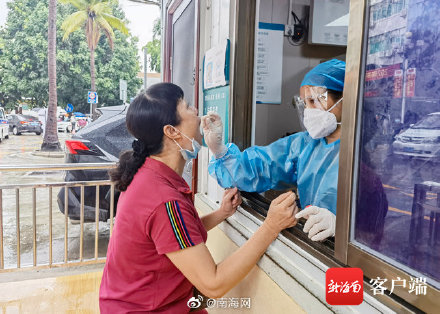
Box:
0;108;9;142
393;112;440;159
57;120;78;133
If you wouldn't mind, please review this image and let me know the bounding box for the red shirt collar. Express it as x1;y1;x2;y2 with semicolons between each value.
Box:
143;158;192;195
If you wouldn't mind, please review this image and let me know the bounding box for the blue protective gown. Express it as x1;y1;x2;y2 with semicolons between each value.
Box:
208;131;340;214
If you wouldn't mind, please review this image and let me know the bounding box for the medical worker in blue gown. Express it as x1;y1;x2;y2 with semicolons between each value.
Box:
201;59;345;241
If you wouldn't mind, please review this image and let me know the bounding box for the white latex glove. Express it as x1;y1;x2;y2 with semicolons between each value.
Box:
295;206;336;241
201;111;227;158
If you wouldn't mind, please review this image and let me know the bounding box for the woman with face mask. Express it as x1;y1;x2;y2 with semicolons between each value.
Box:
100;83;298;313
203;59;345;242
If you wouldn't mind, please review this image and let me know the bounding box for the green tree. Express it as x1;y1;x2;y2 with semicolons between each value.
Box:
128;0;160;6
0;36;7;106
60;0;128;118
0;0;50;109
0;0;141;112
144;18;160;72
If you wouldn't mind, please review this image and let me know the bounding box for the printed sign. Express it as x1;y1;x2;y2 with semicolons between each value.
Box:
203;85;229;146
203;39;230;90
406;68;416;98
255;23;284;104
88;91;98;104
393;69;403;98
65;103;74;113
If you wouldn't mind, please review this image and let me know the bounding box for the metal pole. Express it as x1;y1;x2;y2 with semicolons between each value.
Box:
80;185;84;262
95;185;99;260
16;188;20;268
49;187;53;266
32;188;37;267
0;189;3;269
64;187;68;263
401;59;408;123
144;46;148;91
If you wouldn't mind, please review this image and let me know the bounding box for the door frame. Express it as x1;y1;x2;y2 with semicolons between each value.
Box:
163;0;201;195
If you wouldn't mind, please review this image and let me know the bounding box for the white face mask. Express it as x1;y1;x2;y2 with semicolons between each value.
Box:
170;127;201;160
303;98;343;139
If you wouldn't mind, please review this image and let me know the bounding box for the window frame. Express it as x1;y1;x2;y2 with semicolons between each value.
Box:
228;0;438;312
163;0;201;196
228;0;341;267
335;0;440;312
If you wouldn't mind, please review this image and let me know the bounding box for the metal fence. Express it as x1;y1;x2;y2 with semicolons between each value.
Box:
0;163;116;272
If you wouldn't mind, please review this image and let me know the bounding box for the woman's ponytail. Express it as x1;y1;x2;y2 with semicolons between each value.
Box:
109;140;150;191
109;83;184;191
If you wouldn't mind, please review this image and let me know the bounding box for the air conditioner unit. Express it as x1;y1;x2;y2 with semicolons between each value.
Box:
385;49;393;56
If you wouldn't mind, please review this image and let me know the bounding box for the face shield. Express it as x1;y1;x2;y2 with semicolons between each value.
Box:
293;95;306;130
302;86;329;111
294;86;329;130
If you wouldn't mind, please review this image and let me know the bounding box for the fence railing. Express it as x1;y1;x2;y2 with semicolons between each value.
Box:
0;163;116;272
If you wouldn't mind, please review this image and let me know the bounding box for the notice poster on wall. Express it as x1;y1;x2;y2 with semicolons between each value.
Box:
255;23;284;104
203;39;230;90
203;85;229;146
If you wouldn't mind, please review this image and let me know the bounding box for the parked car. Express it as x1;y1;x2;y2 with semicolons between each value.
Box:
57;105;132;222
7;114;43;135
57;119;77;133
76;117;88;129
0;108;9;142
393;112;440;159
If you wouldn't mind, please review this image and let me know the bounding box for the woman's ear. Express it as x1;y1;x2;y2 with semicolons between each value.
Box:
163;125;181;140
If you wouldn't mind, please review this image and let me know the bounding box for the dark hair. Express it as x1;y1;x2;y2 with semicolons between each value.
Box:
328;89;343;102
109;83;184;191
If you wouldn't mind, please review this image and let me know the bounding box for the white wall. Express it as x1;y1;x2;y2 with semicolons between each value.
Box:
254;0;346;146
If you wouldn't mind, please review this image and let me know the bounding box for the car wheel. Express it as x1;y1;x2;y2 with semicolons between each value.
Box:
5;134;9;139
36;132;41;135
12;126;18;135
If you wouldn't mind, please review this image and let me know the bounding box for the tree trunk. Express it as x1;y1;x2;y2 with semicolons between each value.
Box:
90;48;98;120
41;0;61;152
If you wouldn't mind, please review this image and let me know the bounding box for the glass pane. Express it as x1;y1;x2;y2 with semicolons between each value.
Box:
353;0;440;288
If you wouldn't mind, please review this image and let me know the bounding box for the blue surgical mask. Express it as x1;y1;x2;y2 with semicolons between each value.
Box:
172;127;201;160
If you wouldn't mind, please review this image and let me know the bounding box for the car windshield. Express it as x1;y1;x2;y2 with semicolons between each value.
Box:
23;115;37;121
412;114;440;129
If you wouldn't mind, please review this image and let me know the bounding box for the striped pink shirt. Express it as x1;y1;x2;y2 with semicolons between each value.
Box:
100;158;208;313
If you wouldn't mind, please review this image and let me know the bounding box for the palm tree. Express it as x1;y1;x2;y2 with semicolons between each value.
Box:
128;0;160;6
41;0;61;151
59;0;128;119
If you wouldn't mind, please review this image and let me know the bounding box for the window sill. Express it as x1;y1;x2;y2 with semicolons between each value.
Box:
195;193;394;313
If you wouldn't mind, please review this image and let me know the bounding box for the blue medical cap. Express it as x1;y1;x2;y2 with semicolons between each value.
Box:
300;59;346;92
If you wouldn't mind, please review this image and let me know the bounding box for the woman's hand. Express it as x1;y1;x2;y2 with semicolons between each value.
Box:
201;112;228;158
200;188;241;231
263;191;298;234
218;187;242;219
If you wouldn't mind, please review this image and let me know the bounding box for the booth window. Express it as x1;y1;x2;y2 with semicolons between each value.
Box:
353;0;440;289
333;0;440;312
233;0;439;311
